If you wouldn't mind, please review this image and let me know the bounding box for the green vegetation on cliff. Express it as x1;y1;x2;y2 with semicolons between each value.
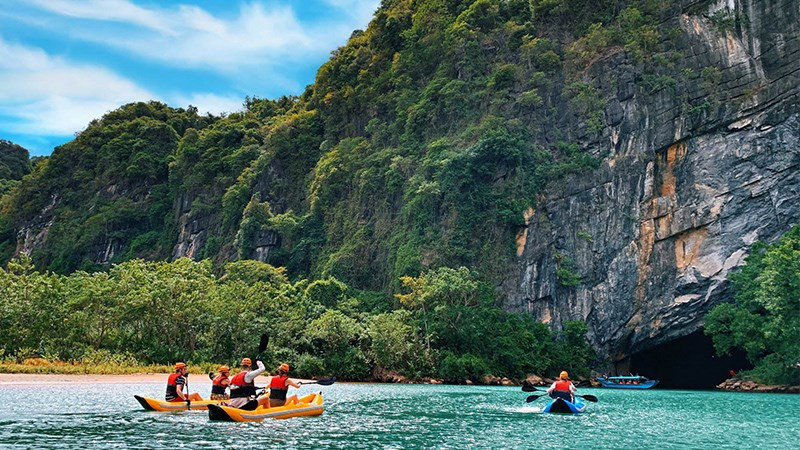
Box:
0;1;683;375
705;226;800;385
0;0;673;290
0;140;31;183
0;257;594;381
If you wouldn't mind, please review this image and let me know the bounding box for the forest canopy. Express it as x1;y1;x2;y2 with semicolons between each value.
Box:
0;257;595;381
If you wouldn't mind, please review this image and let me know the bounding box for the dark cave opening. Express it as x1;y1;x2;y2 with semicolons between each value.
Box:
628;330;752;389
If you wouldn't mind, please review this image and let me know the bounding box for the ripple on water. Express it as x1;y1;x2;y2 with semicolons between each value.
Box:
0;383;798;448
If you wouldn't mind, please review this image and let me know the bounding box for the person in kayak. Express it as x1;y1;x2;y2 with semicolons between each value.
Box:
165;362;202;402
210;365;231;400
546;371;577;402
227;358;268;409
268;363;301;407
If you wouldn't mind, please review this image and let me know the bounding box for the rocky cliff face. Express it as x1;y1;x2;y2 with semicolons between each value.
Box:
506;0;800;360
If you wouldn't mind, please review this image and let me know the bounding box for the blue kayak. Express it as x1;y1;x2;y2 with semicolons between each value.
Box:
543;397;587;414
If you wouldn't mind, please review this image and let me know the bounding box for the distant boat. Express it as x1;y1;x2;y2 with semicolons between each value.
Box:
597;375;659;389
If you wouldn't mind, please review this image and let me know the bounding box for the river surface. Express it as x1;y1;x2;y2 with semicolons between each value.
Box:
0;381;797;448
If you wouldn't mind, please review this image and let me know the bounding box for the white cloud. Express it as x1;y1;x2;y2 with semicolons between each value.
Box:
21;1;379;72
28;0;175;34
0;38;155;135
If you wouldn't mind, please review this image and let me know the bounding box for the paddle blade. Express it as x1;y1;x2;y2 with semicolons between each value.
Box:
580;394;598;403
521;385;539;392
525;394;543;403
258;333;269;354
315;377;337;386
208;372;215;381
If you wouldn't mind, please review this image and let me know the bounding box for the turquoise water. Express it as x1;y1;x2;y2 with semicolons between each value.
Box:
0;382;797;448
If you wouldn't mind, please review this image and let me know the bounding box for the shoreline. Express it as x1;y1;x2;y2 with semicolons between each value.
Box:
0;373;356;385
2;372;797;392
716;378;800;394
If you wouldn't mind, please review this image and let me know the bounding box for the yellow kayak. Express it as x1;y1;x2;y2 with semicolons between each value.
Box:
134;395;224;411
207;392;324;422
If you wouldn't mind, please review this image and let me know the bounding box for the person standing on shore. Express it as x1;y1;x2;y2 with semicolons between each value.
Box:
165;362;202;402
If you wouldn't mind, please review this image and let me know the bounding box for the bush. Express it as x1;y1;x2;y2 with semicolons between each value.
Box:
705;226;800;385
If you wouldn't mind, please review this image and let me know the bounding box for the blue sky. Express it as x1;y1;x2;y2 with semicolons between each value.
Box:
0;0;380;156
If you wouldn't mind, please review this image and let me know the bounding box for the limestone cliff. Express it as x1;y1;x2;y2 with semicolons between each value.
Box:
506;0;800;360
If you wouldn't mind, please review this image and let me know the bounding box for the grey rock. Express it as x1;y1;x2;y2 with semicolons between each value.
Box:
505;0;800;361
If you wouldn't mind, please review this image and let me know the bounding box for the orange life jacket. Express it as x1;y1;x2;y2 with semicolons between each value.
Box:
211;374;229;395
230;371;256;398
554;380;572;392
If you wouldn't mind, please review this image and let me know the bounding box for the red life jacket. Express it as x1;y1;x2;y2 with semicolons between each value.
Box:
270;374;289;400
230;371;256;398
270;374;288;389
211;374;229;395
165;372;186;402
554;380;572;392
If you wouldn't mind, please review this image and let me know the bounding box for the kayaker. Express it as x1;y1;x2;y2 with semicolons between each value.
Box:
210;365;231;400
227;358;268;409
268;363;301;407
546;371;576;402
165;362;202;402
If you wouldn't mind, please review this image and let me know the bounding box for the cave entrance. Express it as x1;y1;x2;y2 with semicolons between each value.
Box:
628;330;751;389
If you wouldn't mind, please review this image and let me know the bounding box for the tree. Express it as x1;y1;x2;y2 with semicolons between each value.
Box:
705;226;800;384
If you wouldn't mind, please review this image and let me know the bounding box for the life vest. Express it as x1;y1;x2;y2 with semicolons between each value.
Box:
211;374;229;395
550;380;573;401
269;374;289;400
165;373;185;401
229;371;257;399
554;380;572;392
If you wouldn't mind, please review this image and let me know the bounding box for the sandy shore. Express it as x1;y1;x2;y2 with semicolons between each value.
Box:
0;373;327;385
0;373;171;384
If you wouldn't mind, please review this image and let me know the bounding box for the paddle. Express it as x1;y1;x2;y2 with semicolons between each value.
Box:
526;394;547;403
184;369;191;410
521;384;598;402
298;377;337;386
256;333;269;360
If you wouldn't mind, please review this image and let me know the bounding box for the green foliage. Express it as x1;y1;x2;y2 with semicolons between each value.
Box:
564;81;606;134
235;195;273;259
640;74;677;95
709;9;748;33
0;140;31;181
0;258;593;381
555;252;581;287
396;266;592;380
551;321;595;378
0;0;627;382
565;3;666;70
705;226;800;385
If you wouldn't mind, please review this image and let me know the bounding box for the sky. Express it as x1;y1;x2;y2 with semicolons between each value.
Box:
0;0;380;156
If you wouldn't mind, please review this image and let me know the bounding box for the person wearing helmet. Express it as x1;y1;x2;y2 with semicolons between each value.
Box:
546;371;577;403
165;362;202;402
227;358;268;409
209;365;231;400
268;363;301;407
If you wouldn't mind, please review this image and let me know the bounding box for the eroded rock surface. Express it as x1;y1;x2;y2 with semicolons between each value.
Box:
506;0;800;360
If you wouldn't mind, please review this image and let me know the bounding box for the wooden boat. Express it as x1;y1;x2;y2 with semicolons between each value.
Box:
597;375;659;389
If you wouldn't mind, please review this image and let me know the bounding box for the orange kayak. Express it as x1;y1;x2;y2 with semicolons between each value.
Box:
134;395;224;411
207;392;324;422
